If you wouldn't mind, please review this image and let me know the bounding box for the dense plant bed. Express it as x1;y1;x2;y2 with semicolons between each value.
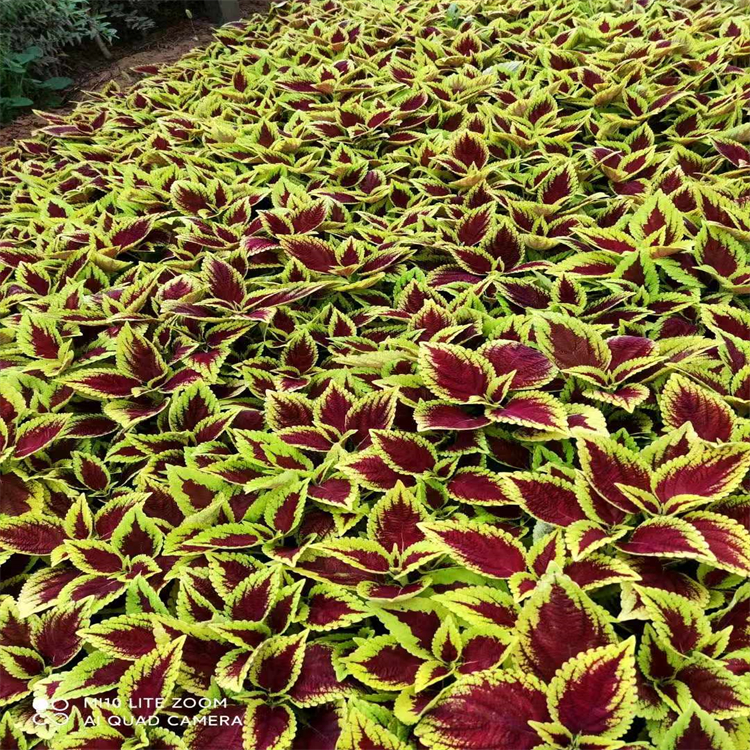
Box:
1;0;750;748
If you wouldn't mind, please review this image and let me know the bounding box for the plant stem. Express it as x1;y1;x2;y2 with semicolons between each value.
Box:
89;19;112;59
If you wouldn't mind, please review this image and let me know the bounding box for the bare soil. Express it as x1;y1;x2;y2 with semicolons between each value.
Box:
0;0;269;147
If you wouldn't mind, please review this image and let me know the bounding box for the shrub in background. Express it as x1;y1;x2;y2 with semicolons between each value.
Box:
0;45;73;124
0;0;104;67
0;0;89;122
0;0;192;122
1;1;750;749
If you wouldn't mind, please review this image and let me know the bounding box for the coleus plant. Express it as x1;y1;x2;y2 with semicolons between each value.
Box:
1;0;750;748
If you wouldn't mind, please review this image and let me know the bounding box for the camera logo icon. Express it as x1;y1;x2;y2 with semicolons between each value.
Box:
32;697;70;725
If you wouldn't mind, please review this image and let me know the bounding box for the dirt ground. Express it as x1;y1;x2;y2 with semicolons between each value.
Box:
0;0;269;148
